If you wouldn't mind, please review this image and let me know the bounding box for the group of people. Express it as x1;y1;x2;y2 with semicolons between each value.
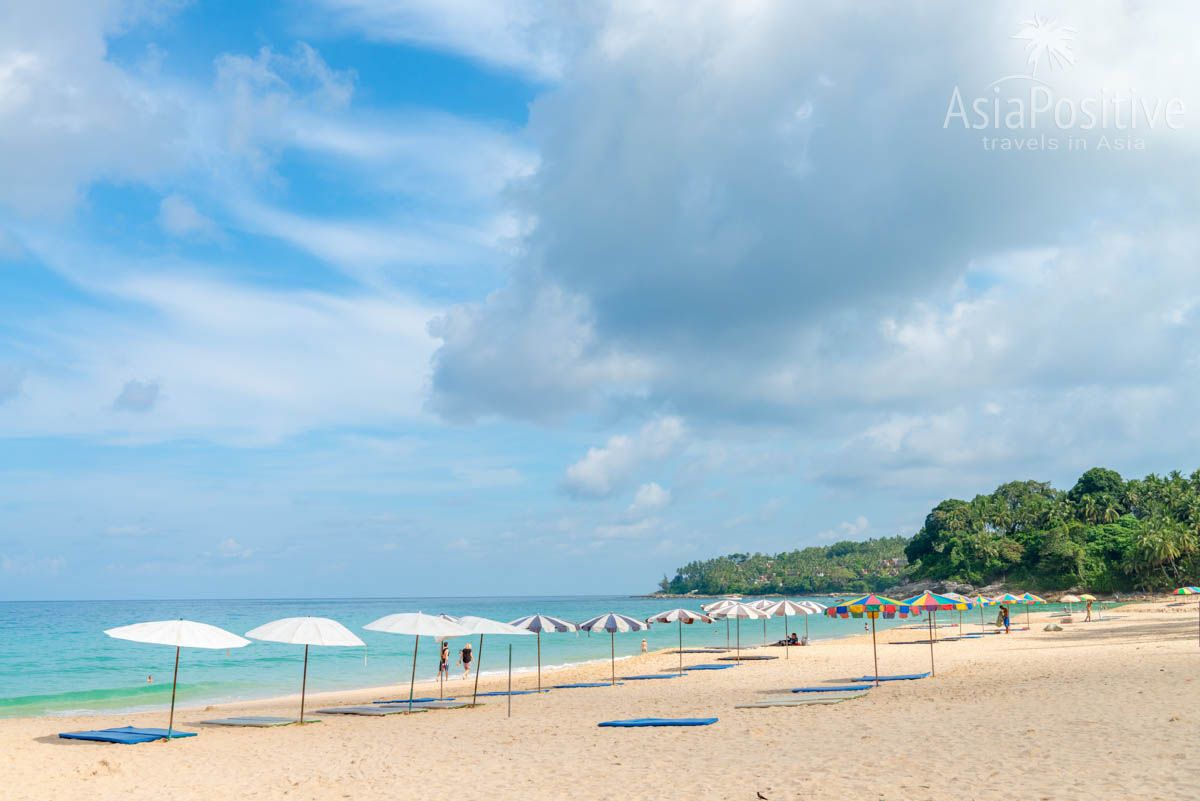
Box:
437;640;474;681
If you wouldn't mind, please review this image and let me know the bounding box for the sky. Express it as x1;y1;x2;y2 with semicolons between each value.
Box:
2;1;1200;599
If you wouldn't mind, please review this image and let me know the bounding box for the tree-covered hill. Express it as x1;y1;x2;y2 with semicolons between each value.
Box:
658;467;1200;595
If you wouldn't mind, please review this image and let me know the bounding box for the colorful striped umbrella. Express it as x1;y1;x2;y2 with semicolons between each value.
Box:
1020;592;1047;629
825;594;912;685
1174;586;1200;646
943;592;975;636
901;592;968;676
971;594;997;633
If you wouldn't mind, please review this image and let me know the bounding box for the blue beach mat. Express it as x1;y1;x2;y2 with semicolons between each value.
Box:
599;717;717;728
792;685;871;693
851;672;931;682
716;655;778;661
620;674;682;680
472;689;550;697
683;664;737;671
59;726;196;744
317;705;427;716
675;649;729;654
202;716;311;727
373;697;454;704
553;682;624;688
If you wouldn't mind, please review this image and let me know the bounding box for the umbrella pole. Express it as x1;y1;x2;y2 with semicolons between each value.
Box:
784;613;789;659
167;645;180;740
736;618;741;661
472;635;484;707
300;644;309;724
408;636;419;712
927;613;935;677
762;617;767;646
726;617;730;648
805;614;809;642
610;632;615;686
871;617;879;686
536;632;542;692
507;644;512;717
678;621;683;675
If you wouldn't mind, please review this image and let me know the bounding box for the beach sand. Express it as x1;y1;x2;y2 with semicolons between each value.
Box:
3;600;1196;801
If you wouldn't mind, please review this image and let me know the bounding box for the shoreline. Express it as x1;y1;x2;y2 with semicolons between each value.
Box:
4;600;1196;801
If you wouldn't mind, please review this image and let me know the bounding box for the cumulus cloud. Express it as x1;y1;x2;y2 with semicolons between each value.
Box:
112;379;160;413
217;537;253;559
427;2;1200;489
817;516;869;541
563;416;684;497
627;481;670;517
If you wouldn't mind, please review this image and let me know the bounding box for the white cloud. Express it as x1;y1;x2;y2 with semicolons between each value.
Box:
563;416;684;497
217;537;253;559
112;379;161;413
158;195;218;239
309;0;593;80
817;516;870;541
627;481;670;517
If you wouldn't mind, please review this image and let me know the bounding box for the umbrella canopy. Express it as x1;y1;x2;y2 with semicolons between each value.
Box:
941;592;974;637
901;592;968;676
246;616;363;647
702;599;739;646
749;599;779;610
993;593;1024;604
707;602;767;660
106;620;251;649
104;620;250;739
1059;594;1082;603
580;613;649;685
364;613;471;709
825;594;912;685
508;614;577;691
1078;593;1097;601
759;600;819;657
647;609;714;674
245;617;362;723
1175;586;1200;647
442;616;533;705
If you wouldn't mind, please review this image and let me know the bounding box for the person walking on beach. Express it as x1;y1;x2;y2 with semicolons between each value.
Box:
438;640;450;683
999;605;1011;634
458;642;473;680
1084;599;1093;622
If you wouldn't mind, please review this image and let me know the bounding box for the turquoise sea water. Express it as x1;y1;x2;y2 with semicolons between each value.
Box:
0;596;1028;718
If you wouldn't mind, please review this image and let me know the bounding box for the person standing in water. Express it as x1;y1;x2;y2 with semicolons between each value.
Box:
458;642;473;680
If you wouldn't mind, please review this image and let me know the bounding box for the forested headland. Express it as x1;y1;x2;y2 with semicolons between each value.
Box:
657;467;1200;596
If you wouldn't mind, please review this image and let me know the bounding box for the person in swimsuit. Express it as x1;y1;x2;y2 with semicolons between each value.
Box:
999;605;1011;634
458;642;473;679
1084;599;1093;622
438;641;450;682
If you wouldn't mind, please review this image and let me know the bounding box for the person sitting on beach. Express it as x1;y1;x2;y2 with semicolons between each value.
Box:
787;632;799;646
438;640;450;683
458;642;473;679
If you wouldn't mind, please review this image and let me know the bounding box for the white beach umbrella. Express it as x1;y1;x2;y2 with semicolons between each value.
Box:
1059;594;1081;614
707;602;767;661
750;599;783;645
104;620;250;739
579;613;649;685
761;600;820;659
507;614;577;691
702;599;740;647
442;616;533;705
244;617;363;723
364;612;471;709
646;608;714;674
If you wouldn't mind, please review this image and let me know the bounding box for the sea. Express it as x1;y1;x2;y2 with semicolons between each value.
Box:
0;595;1016;718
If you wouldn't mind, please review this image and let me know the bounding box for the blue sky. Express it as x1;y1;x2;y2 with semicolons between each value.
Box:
3;2;1200;599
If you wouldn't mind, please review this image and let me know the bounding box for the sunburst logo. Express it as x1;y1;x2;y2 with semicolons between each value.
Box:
1012;15;1077;75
